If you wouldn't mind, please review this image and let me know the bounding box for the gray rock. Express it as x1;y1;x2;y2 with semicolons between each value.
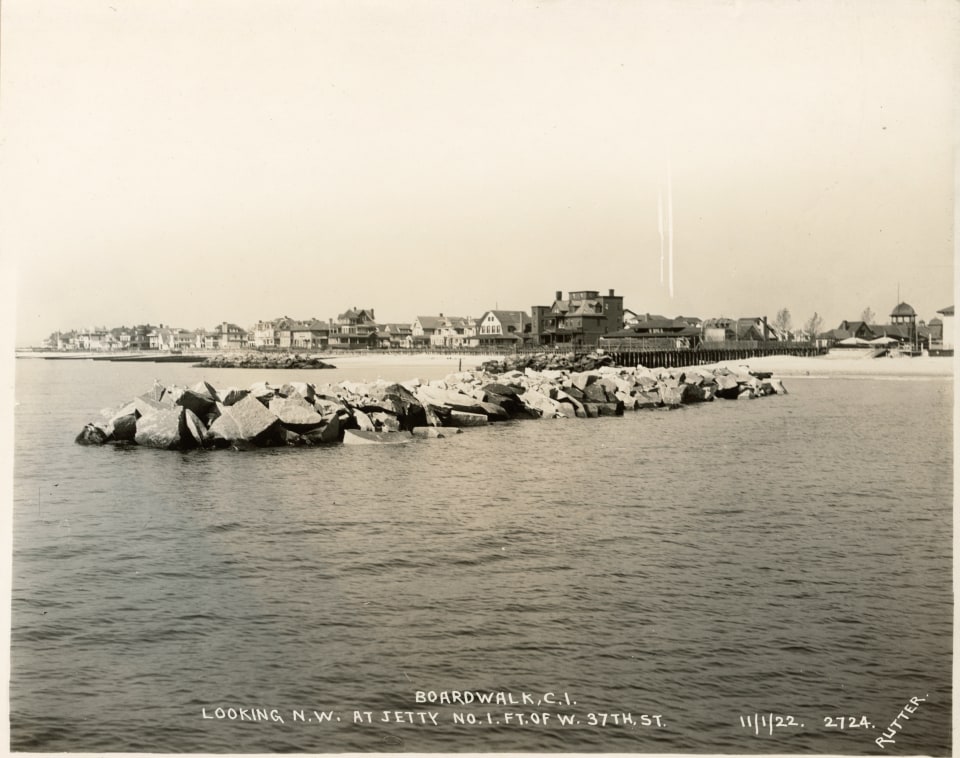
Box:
111;413;138;442
219;387;250;406
447;410;488;427
269;396;325;431
658;385;683;407
303;416;341;444
183;408;209;447
583;382;610;403
135;407;186;449
75;423;109;445
370;411;401;432
177;388;217;417
135;393;172;416
208;394;281;444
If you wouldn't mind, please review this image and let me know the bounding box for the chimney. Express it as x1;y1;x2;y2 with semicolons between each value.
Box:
555;290;562;301
608;288;615;297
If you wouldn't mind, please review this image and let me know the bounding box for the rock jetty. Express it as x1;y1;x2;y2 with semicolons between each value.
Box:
75;364;787;450
192;352;336;370
480;351;616;374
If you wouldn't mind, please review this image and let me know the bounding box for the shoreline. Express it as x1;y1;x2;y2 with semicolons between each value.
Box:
16;349;954;378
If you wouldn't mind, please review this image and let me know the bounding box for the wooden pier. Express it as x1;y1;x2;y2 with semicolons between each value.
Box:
601;340;824;368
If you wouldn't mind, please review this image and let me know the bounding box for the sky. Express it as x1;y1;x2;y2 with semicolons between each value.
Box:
1;0;956;346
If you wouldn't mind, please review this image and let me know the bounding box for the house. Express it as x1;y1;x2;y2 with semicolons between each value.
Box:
475;310;532;348
251;316;298;349
735;317;776;341
411;315;444;348
290;319;330;350
535;289;624;347
377;323;413;349
128;325;155;351
331;308;378;348
836;320;876;341
434;315;475;348
601;316;702;349
212;322;249;351
193;329;211;350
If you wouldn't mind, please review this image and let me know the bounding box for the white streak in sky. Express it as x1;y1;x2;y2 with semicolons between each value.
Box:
658;190;664;285
667;162;674;299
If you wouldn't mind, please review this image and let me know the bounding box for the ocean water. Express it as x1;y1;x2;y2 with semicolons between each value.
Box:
10;358;953;754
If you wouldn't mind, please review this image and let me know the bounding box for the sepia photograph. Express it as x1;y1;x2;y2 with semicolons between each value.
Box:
1;0;955;754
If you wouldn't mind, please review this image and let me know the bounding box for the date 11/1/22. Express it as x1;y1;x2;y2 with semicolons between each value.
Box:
739;713;874;736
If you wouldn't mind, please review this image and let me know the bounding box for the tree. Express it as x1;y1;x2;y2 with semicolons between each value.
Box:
773;308;792;335
861;307;876;325
805;312;823;342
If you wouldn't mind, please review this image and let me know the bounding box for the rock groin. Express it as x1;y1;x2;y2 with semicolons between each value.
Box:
480;351;616;374
192;352;336;370
75;364;787;450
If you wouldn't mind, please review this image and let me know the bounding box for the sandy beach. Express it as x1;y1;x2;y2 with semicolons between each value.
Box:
697;353;954;378
16;348;955;379
321;350;955;379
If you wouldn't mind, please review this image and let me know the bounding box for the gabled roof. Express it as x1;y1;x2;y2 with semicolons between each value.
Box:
937;305;954;316
338;308;375;322
292;319;329;331
379;323;412;334
840;320;869;332
487;310;530;331
214;322;246;334
415;315;444;330
823;328;853;340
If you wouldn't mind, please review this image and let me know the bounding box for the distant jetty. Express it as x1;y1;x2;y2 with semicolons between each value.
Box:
75;363;787;450
192;352;336;370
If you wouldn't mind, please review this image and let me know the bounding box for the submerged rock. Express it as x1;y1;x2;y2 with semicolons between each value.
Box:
75;423;109;445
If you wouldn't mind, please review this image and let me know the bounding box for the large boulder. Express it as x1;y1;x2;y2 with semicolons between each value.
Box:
303;416;341;444
208;395;282;445
280;382;315;401
191;380;219;401
658;384;683;407
343;429;412;445
219;387;250;406
370;411;401;432
483;382;524;398
135;393;171;416
447;410;488;427
176;388;217;417
135;407;187;449
582;382;610;404
183;408;210;447
681;383;712;404
634;390;661;409
269;396;325;432
75;423;109;445
521;389;561;417
110;413;138;442
714;373;741;399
